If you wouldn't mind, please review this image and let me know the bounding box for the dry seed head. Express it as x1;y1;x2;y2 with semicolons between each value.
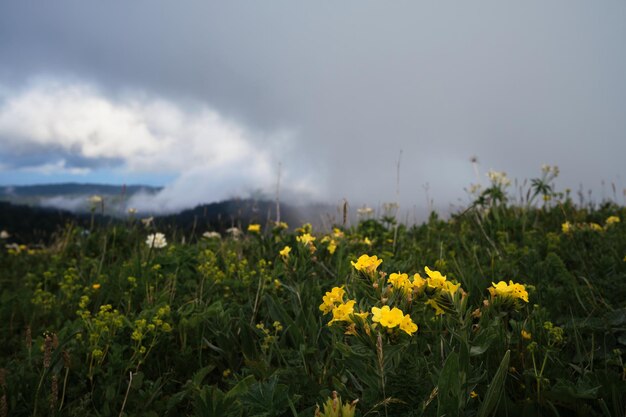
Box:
63;350;71;368
43;334;53;369
50;375;58;412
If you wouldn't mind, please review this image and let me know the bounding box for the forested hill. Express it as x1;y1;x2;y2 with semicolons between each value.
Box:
0;199;333;244
0;183;161;197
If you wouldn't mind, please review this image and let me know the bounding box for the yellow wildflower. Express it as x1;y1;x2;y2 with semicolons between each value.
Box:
424;266;447;289
606;216;620;226
388;272;412;295
425;299;445;315
328;300;356;325
295;223;312;234
92;283;101;290
399;314;418;335
371;305;404;328
521;329;532;340
279;245;291;259
470;391;478;399
561;222;573;234
351;254;383;275
332;228;345;238
442;281;461;296
412;273;426;289
488;280;529;303
589;223;603;232
296;233;316;246
363;237;373;246
319;287;345;314
248;224;261;233
327;239;337;255
274;221;288;230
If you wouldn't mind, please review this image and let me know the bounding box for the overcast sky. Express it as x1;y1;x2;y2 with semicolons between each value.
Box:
0;1;625;212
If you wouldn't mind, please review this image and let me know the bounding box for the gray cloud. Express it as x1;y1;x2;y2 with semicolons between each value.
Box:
0;1;625;211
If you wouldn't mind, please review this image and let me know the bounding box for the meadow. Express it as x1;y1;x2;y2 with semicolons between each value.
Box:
1;168;625;417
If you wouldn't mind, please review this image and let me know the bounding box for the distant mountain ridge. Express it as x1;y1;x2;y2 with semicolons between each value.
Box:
0;182;163;214
0;182;161;197
0;197;338;244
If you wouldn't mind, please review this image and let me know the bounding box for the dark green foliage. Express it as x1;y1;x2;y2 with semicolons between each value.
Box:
0;193;625;416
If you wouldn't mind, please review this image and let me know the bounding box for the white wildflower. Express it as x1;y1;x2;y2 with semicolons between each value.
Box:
146;233;167;249
226;227;242;238
357;206;374;218
89;195;103;205
141;216;154;227
203;231;221;239
487;170;511;188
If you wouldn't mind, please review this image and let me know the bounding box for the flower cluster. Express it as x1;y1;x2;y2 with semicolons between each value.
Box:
562;216;620;234
146;233;167;248
351;254;382;277
387;272;413;296
202;231;221;239
319;286;346;314
279;245;291;259
371;306;418;335
487;170;511;188
319;287;367;327
424;267;460;296
297;233;316;246
488;280;529;303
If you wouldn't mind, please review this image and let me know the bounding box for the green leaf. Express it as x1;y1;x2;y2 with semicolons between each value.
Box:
437;351;462;417
477;350;510;417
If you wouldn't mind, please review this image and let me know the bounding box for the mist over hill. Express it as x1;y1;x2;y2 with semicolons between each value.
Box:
0;183;162;213
0;192;344;244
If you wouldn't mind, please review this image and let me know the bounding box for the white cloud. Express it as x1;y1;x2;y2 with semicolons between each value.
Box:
0;78;321;211
20;159;91;176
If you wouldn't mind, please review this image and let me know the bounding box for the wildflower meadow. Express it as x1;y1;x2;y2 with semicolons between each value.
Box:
1;169;626;416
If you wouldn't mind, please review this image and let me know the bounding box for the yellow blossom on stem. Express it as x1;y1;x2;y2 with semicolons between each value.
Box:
425;299;446;315
279;246;291;259
328;300;356;325
247;224;261;233
521;329;532;340
274;221;288;230
589;223;603;232
606;216;620;226
388;272;412;295
412;273;426;289
319;287;345;314
561;221;573;233
296;233;316;246
351;254;383;276
371;305;404;328
399;314;418;335
424;266;447;289
327;239;337;255
488;280;529;303
442;281;461;296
